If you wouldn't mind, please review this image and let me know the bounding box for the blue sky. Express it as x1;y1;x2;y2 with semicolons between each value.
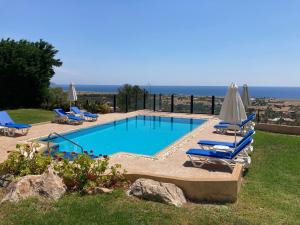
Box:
1;0;300;86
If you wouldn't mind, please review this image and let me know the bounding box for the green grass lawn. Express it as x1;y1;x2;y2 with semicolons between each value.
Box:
0;131;299;225
6;109;54;124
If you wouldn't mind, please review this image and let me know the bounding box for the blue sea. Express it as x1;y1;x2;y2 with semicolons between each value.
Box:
53;84;300;99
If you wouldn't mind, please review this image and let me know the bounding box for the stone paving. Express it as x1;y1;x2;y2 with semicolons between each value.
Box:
0;110;242;180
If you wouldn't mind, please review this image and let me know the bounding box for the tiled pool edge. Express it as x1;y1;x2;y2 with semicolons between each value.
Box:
34;113;209;161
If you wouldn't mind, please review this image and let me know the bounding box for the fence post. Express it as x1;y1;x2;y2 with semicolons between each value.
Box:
125;95;128;113
135;93;138;111
171;94;174;112
190;95;194;114
113;95;116;112
211;95;215;115
159;94;162;111
153;94;156;111
143;91;146;109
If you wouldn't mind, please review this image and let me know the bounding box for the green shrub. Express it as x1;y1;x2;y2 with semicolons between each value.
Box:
53;154;126;192
117;84;148;112
82;101;99;113
0;144;127;193
82;101;112;114
41;87;69;110
98;103;112;114
0;143;52;176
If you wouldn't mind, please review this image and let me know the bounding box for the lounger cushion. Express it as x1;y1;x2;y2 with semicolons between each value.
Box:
70;106;81;114
219;121;241;125
0;111;14;125
67;114;85;121
4;123;31;129
71;106;98;118
214;124;241;129
0;111;31;129
54;108;68;117
54;108;84;121
187;137;253;161
83;112;98;118
186;149;232;159
216;113;256;128
198;130;255;147
198;140;236;148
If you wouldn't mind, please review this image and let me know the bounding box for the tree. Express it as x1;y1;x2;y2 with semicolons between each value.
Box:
41;87;68;110
0;39;62;108
117;84;148;111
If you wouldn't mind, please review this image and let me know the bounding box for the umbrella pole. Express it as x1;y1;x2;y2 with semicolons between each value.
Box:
234;125;237;149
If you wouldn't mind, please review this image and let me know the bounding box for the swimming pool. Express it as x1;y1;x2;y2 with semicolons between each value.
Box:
43;115;206;156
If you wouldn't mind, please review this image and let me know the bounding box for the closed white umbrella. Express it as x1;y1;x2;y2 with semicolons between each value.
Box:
241;84;251;110
68;82;77;109
219;83;247;146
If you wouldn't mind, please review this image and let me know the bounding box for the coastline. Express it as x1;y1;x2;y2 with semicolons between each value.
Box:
53;84;300;99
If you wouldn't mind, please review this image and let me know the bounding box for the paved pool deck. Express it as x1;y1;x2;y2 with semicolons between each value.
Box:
0;110;244;201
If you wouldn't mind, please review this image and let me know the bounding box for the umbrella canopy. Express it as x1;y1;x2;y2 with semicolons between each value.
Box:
219;83;247;146
241;84;251;109
219;83;247;125
68;82;77;102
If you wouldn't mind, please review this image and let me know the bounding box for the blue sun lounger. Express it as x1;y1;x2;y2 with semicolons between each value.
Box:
0;111;31;136
186;136;253;170
53;108;84;125
70;106;98;121
214;113;256;135
219;113;256;125
198;130;255;149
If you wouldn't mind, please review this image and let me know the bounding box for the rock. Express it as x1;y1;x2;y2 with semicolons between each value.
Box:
0;174;14;188
94;187;113;194
86;187;113;195
1;167;66;203
128;178;187;207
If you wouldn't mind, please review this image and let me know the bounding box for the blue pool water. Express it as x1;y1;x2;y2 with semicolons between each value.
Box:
43;116;205;156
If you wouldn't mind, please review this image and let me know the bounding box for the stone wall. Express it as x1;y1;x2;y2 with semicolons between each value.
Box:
125;164;243;203
256;123;300;135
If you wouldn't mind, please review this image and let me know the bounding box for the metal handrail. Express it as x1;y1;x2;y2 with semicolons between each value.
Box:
47;132;84;153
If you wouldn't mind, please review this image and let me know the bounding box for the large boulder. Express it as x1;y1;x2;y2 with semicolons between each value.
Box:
1;167;66;203
128;178;186;207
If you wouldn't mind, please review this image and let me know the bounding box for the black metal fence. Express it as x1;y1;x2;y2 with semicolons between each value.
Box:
116;94;218;114
77;92;220;115
77;93;300;126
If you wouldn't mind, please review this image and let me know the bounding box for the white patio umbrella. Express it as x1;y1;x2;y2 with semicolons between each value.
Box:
68;82;77;109
219;83;247;147
241;84;251;110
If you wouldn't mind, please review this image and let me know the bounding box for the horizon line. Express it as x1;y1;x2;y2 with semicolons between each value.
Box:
52;83;300;88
